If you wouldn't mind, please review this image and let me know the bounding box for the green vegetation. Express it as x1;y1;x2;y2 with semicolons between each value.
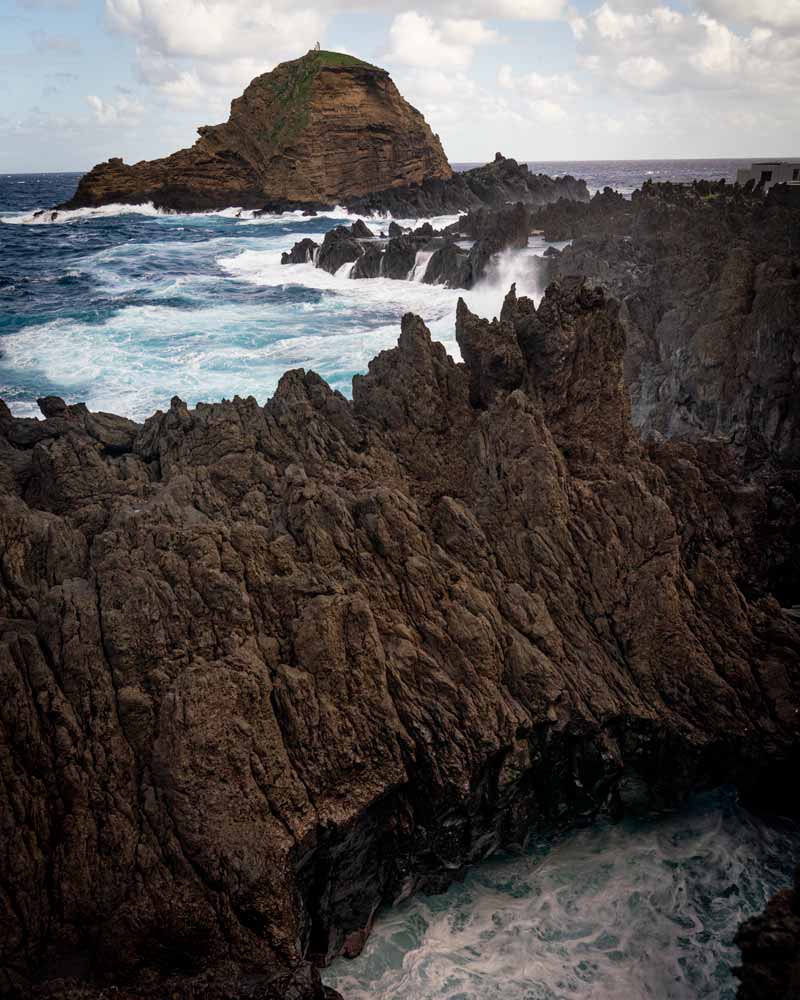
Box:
249;49;381;154
311;50;379;70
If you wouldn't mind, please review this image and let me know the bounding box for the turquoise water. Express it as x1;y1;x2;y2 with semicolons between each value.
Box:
323;790;799;1000
0;162;750;420
0;173;552;419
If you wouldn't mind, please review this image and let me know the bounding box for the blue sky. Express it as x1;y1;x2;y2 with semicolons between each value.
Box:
1;0;798;172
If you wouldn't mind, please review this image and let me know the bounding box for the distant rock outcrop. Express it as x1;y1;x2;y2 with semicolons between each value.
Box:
2;278;798;999
62;50;452;212
345;152;589;217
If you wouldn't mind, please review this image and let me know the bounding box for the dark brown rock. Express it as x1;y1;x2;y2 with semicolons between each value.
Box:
349;220;374;240
736;867;800;999
315;226;364;275
544;181;800;470
458;202;531;248
1;280;798;1000
350;246;384;280
455;294;524;407
281;239;319;265
62;51;452;212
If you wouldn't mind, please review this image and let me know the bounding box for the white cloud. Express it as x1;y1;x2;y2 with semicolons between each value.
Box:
689;15;742;76
498;63;514;88
577;2;800;98
700;0;800;32
105;0;326;107
382;0;566;17
595;4;639;40
154;70;204;106
498;64;580;95
487;0;564;15
106;0;325;61
617;54;669;88
386;11;500;70
86;92;146;124
528;97;568;122
566;6;588;38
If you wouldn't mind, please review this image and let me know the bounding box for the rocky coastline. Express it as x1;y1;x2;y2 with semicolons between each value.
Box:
2;259;799;997
284;177;800;475
279;195;546;289
736;866;800;998
57;50;587;219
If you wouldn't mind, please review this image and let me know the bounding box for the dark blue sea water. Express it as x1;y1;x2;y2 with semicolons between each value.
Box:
0;160;752;419
1;163;796;998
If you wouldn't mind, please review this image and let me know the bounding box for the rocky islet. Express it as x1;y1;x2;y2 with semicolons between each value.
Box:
60;50;452;213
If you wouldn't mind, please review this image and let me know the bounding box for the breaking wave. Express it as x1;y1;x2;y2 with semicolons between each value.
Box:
1;200;463;229
0;170;552;420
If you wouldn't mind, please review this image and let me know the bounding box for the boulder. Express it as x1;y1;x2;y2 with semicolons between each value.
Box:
351;246;384;279
316;226;364;275
281;238;320;265
349;219;375;239
380;235;420;279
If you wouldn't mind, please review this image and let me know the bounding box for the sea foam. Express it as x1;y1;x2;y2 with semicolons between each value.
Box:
323;789;799;1000
0;201;554;420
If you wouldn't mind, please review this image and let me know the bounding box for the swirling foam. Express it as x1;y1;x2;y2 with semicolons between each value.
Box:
323;790;799;1000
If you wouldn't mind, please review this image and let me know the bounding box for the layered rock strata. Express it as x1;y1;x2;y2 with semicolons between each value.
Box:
62;51;452;212
1;277;798;999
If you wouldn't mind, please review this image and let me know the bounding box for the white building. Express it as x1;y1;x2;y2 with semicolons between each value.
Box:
736;160;800;190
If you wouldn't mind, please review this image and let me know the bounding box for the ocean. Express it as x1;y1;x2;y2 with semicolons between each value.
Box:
2;160;795;999
0;159;753;420
324;789;800;1000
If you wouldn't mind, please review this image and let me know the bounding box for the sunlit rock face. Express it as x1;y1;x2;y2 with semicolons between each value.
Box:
62;50;452;212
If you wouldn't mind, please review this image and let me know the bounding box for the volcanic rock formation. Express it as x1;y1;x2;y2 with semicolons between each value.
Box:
282;201;540;288
535;181;800;475
735;867;800;998
1;277;798;999
344;151;589;217
62;50;452;212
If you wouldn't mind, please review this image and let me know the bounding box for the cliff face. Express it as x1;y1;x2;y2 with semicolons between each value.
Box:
537;183;800;474
1;281;798;999
63;51;452;211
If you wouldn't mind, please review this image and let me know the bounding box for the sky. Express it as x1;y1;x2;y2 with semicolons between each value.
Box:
1;0;798;172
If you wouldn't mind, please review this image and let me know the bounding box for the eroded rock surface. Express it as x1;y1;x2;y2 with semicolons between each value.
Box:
62;50;452;212
736;867;800;999
345;152;589;217
1;280;798;999
538;182;800;469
